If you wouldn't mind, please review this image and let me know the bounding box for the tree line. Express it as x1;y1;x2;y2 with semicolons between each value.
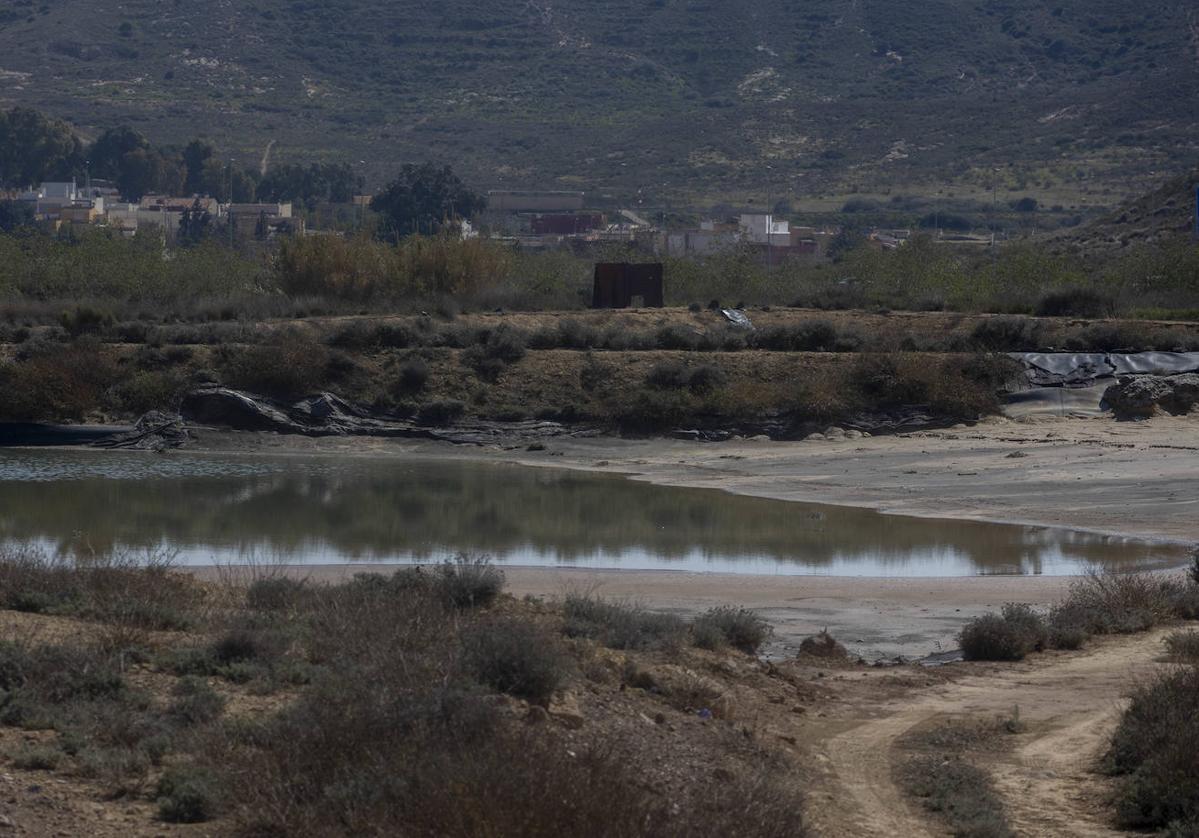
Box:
0;107;363;207
0;108;488;239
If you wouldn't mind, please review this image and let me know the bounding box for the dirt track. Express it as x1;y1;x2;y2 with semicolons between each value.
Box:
807;629;1172;837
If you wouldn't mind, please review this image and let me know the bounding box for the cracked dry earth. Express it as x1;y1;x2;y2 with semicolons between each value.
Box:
805;629;1173;838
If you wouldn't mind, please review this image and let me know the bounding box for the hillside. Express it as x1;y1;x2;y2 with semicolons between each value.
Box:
1053;166;1199;254
0;0;1197;203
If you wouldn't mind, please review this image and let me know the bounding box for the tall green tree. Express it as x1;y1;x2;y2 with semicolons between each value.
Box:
369;163;485;240
0;200;35;232
0;108;84;188
182;140;214;195
256;162;362;209
88;126;150;180
178;198;214;246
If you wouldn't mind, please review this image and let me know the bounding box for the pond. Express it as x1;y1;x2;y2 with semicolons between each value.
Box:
0;450;1186;577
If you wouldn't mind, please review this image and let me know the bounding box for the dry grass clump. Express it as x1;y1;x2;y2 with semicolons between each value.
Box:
562;592;688;651
1164;630;1199;662
899;755;1013;838
961;569;1199;661
0;338;121;421
0;547;201;630
216;328;332;400
959;604;1047;661
1054;570;1197;635
0;635;208;799
462;618;571;706
692;606;772;654
897;714;1021;838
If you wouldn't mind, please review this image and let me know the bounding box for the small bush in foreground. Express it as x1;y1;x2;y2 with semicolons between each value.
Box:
157;765;221;823
798;631;849;660
396;358;430;393
9;744;62;770
434;555;504;608
245;576;309;611
462;619;569;706
693;607;772;654
970;316;1042;351
1036;288;1115;319
415;398;465;425
1106;666;1199;830
169;677;226;726
998;603;1048;651
563;593;687;650
1164;631;1199;662
1056;570;1189;635
959;612;1036;661
0;548;199;630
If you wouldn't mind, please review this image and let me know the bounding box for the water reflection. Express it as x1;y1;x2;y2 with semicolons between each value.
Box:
0;450;1185;577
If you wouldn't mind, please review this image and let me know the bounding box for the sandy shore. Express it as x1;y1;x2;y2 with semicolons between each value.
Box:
188;414;1198;658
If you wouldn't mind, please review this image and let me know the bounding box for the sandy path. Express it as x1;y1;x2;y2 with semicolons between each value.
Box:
812;630;1169;838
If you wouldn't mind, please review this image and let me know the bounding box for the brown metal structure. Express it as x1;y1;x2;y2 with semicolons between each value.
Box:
591;262;664;309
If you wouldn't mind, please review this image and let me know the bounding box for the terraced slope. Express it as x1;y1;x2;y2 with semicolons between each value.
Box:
0;0;1196;199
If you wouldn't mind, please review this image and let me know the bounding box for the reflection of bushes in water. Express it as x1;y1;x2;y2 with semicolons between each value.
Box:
0;457;1184;574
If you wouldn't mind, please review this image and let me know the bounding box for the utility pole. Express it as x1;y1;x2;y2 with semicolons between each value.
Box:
1194;184;1199;242
765;164;774;271
228;159;236;249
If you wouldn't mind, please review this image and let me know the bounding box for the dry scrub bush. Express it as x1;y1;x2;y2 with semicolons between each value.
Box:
0;547;201;630
1057;570;1192;634
462;618;570;706
959;604;1050;661
849;353;1002;419
970;316;1043;351
225;689;807;837
692;607;773;654
961;570;1199;661
0;553;810;835
1164;631;1199;662
276;234;514;302
563;592;688;651
212;566;807;836
216;329;330;400
0;339;120;421
899;755;1013;838
1106;666;1199;831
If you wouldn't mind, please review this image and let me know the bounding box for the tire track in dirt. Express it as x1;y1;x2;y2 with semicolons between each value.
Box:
813;630;1171;838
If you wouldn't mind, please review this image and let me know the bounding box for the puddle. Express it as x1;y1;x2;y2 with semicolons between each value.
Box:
0;450;1187;577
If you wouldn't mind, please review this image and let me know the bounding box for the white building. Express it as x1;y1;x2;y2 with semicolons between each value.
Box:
739;213;791;247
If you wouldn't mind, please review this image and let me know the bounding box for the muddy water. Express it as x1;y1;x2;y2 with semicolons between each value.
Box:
0;450;1186;576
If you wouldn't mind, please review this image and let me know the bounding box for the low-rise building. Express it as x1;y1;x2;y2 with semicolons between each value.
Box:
739;213;791;247
224;202;292;220
487;190;585;213
530;213;606;235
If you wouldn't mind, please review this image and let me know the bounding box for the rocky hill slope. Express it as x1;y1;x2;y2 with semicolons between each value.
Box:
0;0;1196;200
